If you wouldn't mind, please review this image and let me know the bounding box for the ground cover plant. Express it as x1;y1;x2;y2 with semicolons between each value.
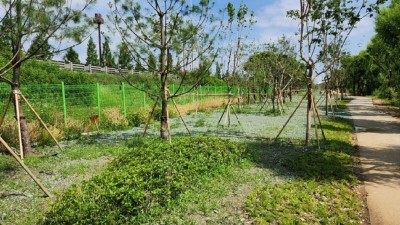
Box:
245;102;364;224
40;136;248;224
0;141;129;224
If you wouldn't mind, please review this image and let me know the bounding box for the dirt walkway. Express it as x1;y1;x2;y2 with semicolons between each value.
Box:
348;96;400;225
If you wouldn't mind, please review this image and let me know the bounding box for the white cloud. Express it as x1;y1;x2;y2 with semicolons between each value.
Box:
254;0;299;44
345;16;375;54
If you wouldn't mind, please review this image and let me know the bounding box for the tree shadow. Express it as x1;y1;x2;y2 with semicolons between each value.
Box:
246;138;357;183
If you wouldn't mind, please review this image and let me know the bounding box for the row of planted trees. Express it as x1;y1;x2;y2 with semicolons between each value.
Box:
0;0;257;154
338;0;400;101
0;0;388;157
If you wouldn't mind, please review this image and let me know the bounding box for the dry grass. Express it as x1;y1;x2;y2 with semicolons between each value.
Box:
175;97;232;115
102;108;129;127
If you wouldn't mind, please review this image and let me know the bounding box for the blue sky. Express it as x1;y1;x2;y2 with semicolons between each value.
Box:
66;0;377;63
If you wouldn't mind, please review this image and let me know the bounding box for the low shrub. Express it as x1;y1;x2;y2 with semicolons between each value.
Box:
100;108;129;131
374;87;398;100
127;108;149;127
41;136;247;224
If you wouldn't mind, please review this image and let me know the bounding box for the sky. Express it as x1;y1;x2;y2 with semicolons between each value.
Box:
65;0;377;64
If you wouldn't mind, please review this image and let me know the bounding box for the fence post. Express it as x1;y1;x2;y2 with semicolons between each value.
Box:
61;82;67;124
96;83;101;121
121;82;127;117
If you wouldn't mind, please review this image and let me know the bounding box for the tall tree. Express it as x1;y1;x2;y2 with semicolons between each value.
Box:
63;47;80;64
0;0;95;155
371;1;400;93
110;0;219;139
147;53;157;72
86;37;99;66
102;37;115;67
218;2;254;120
117;42;132;69
287;0;384;145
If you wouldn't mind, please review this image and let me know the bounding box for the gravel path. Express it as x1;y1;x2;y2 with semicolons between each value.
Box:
348;96;400;225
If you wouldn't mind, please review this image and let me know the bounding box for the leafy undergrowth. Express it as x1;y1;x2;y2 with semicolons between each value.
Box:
0;142;127;225
40;136;248;224
245;117;363;224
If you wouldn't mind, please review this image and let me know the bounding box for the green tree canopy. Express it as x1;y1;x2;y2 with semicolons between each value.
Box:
118;42;132;69
102;37;115;67
86;37;99;66
63;48;80;64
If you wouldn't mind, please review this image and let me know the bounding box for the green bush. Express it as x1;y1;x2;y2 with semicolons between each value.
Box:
41;136;247;224
127;109;150;127
375;87;398;100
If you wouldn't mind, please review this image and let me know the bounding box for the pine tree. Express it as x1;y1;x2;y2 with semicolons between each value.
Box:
102;38;115;67
118;42;132;69
0;0;95;155
30;36;53;60
86;37;99;66
148;53;157;71
111;0;219;139
134;53;145;71
63;48;80;64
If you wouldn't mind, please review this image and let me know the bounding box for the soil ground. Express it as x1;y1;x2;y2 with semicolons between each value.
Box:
372;98;400;118
348;96;400;225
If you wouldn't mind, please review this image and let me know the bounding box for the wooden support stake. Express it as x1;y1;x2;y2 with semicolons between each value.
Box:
230;103;242;126
172;98;191;135
0;93;12;128
143;97;159;137
195;88;199;118
311;97;320;149
312;96;326;141
166;103;172;144
20;94;63;152
217;98;230;126
13;91;24;160
315;90;326;106
275;94;307;141
259;96;270;113
0;136;52;197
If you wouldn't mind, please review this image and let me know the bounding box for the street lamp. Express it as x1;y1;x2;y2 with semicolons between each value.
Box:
94;13;104;66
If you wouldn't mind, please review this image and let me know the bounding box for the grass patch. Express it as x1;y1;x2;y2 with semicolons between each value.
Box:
246;179;360;224
245;117;362;224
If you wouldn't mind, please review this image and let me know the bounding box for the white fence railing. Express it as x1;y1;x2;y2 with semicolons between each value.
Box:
51;61;140;75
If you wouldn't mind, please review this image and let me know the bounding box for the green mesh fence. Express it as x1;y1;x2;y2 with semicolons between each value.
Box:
0;83;231;130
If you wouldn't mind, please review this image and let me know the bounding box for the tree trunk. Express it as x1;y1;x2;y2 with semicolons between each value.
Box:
325;84;329;116
237;86;241;112
12;65;32;154
305;70;313;146
272;77;276;113
160;76;169;139
158;11;169;140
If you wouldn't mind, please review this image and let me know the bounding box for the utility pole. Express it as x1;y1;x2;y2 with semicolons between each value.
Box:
94;13;104;66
